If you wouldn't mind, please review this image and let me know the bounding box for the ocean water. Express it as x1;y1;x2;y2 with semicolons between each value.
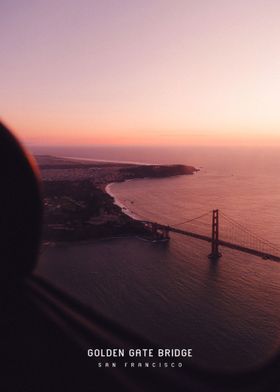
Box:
35;146;280;372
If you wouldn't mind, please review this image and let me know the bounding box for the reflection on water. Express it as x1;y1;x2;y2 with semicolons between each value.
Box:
36;235;280;372
36;146;280;372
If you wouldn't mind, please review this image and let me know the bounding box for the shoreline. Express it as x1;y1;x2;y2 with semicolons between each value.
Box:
62;155;152;166
105;182;141;221
37;155;197;242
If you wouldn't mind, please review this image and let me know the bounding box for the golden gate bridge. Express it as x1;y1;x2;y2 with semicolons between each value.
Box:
141;209;280;262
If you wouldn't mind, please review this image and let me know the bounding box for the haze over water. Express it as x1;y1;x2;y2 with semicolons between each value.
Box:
36;145;280;371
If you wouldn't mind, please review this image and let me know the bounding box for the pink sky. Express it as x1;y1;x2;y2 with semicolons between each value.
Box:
1;0;280;146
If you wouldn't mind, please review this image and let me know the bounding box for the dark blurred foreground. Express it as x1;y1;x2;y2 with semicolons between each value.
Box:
0;122;280;392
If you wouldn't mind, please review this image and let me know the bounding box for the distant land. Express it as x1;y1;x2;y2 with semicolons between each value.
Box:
36;155;197;242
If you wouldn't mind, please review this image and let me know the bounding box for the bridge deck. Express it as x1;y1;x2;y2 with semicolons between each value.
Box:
143;222;280;263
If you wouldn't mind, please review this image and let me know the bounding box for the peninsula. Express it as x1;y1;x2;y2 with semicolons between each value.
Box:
36;155;197;242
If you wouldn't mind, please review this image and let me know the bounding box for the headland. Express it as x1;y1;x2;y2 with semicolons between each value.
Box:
36;155;197;242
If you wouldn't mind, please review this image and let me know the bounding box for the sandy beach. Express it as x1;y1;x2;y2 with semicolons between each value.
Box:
36;155;196;242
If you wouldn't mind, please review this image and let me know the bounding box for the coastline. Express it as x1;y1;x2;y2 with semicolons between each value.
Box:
62;156;152;166
105;182;141;221
37;155;197;242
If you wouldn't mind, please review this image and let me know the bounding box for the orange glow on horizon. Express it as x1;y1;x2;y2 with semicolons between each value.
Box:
1;1;280;147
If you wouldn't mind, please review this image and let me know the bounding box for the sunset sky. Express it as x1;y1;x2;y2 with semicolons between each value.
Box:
1;0;280;146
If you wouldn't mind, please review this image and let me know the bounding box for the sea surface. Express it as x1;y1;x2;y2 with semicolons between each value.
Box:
35;146;280;371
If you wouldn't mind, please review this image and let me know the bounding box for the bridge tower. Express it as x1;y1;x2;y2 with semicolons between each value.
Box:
208;209;222;260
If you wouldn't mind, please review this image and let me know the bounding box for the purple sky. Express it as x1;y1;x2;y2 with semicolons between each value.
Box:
1;1;280;146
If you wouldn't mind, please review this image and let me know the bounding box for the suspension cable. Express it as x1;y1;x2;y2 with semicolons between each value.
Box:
173;211;212;227
220;211;280;252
